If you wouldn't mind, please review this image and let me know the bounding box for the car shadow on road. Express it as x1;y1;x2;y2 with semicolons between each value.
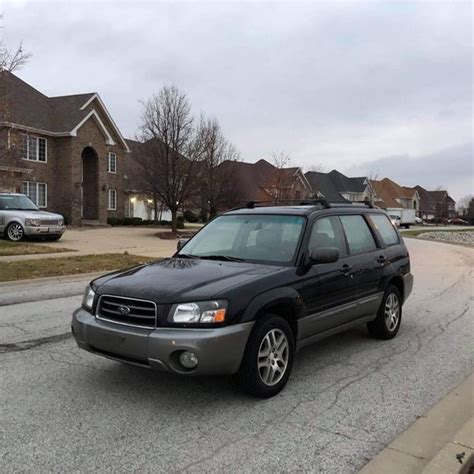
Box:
76;325;377;406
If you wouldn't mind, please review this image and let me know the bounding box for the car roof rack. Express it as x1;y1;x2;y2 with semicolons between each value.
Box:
242;198;331;209
230;198;376;212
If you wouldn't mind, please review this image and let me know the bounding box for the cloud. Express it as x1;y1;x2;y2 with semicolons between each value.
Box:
1;1;472;196
346;142;473;201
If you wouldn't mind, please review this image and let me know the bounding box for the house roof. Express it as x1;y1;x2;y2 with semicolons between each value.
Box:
304;169;367;202
217;158;311;202
414;185;456;207
0;71;129;151
370;179;403;208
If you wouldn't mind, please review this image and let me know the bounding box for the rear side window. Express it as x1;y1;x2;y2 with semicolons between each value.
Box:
339;215;377;254
369;214;399;246
308;216;347;258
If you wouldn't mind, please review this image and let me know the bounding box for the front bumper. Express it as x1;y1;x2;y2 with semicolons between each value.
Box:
72;308;254;375
24;225;66;237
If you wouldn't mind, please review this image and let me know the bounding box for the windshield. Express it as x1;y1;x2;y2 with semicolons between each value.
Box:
179;214;306;264
0;195;39;211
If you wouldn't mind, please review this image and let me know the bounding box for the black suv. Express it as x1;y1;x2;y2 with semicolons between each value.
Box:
72;201;413;398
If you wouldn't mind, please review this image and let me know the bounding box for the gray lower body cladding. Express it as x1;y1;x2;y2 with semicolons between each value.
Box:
72;308;253;375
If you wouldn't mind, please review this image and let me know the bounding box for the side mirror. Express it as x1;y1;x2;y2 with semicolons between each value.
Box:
177;239;189;252
310;247;339;264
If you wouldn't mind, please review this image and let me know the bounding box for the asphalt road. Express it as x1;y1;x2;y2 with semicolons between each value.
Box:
1;239;473;472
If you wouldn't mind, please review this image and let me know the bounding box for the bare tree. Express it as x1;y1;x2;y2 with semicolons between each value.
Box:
136;85;202;234
366;170;380;202
270;152;292;203
0;14;31;179
0;14;31;72
457;194;473;214
197;116;240;219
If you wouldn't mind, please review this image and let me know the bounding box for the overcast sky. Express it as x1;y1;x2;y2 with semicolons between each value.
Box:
1;0;472;199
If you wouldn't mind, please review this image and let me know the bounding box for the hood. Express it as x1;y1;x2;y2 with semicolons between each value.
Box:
93;258;281;303
2;210;63;220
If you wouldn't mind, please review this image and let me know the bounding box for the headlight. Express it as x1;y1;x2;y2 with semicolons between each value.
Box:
58;218;64;226
170;300;227;324
25;218;41;227
82;285;96;312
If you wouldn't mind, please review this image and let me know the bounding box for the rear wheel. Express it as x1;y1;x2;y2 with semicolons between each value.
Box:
237;315;295;398
367;285;402;339
6;223;25;242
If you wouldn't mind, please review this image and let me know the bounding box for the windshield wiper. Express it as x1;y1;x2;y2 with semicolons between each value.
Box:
199;255;245;262
176;254;200;259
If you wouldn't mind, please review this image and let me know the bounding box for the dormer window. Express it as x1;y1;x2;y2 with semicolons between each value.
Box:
21;134;47;162
107;152;117;173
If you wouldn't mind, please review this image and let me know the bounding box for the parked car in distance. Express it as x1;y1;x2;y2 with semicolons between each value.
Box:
448;217;469;225
72;201;413;398
0;193;66;241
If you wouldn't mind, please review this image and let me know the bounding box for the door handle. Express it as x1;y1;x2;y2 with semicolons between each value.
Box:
376;255;387;264
340;264;353;275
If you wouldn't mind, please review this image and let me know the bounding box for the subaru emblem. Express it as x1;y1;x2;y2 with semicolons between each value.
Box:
118;305;131;315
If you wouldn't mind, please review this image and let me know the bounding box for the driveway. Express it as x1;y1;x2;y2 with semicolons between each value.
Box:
1;226;179;262
0;239;472;472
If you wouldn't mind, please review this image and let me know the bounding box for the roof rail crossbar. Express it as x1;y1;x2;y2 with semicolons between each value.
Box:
352;199;375;208
231;198;332;210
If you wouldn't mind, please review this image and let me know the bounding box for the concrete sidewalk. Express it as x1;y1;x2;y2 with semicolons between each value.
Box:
360;373;474;473
0;226;178;262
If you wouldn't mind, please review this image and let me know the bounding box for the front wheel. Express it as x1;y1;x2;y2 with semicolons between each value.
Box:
237;315;295;398
367;285;402;339
6;222;25;242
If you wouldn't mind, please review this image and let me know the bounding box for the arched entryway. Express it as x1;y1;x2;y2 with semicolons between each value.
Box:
81;146;99;220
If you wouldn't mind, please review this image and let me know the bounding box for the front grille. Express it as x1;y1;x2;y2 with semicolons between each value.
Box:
40;219;60;226
96;295;157;329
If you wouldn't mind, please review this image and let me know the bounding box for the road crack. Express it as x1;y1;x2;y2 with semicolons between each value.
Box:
0;332;71;354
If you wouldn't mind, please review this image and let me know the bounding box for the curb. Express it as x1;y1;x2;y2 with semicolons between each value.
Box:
0;271;108;288
360;373;474;473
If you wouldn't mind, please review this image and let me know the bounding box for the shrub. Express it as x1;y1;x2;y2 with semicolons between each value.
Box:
199;209;208;223
107;217;123;226
184;210;199;223
108;217;143;226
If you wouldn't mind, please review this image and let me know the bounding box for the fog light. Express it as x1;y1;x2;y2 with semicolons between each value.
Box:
179;351;198;369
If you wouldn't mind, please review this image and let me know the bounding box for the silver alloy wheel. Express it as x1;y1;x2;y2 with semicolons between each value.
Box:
257;328;289;386
7;223;24;241
384;293;400;331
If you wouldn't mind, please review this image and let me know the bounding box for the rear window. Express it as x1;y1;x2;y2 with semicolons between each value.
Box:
339;215;377;254
369;214;399;246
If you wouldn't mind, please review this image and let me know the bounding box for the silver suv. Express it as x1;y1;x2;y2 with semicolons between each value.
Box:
0;193;66;241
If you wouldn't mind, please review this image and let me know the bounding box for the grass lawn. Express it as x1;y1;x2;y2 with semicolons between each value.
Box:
0;253;156;282
0;240;73;257
401;228;474;238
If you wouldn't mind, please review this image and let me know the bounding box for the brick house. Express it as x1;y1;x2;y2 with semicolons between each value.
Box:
414;185;456;220
304;169;374;203
218;159;313;205
0;71;130;225
370;178;420;214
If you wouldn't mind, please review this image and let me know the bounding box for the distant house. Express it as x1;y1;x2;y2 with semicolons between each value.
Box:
219;158;313;204
370;178;420;214
415;186;456;220
123;138;171;222
0;71;130;225
304;169;373;203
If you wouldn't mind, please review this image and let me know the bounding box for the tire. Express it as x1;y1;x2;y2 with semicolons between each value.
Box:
367;285;402;340
6;222;25;242
237;315;295;398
